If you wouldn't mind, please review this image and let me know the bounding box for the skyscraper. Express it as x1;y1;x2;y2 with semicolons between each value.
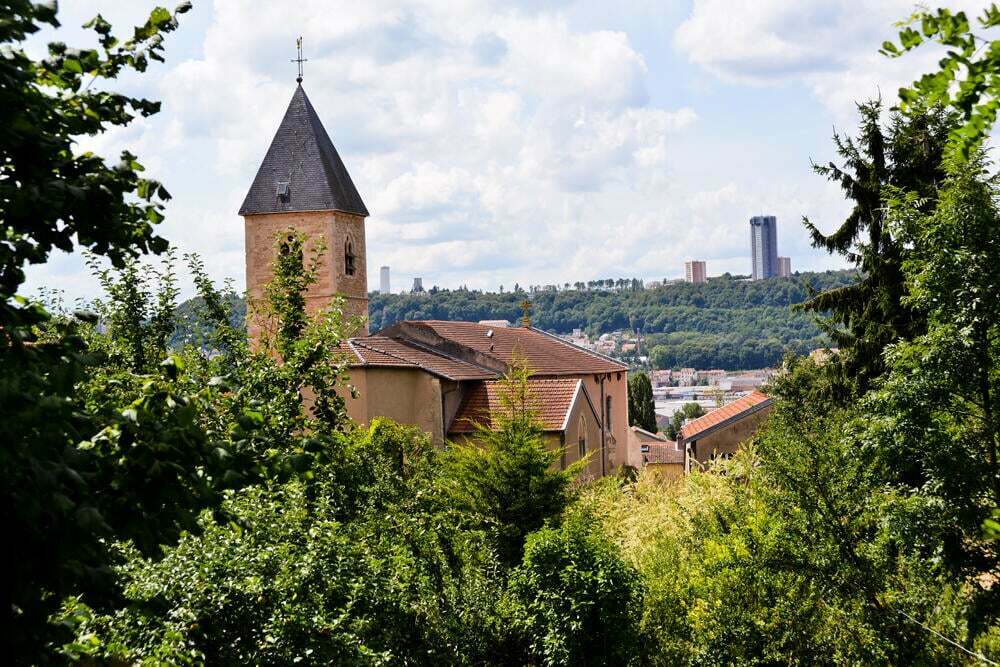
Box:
684;260;706;284
379;265;390;294
777;256;791;278
750;215;778;280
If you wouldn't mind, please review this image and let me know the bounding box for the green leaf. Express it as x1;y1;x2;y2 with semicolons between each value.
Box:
149;7;172;28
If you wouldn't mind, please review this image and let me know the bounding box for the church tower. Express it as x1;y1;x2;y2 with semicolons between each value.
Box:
240;83;369;341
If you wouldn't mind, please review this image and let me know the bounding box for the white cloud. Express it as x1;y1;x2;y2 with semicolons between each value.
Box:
675;0;994;123
27;0;897;302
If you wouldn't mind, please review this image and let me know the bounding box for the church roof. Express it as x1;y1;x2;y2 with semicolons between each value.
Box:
239;84;369;217
448;378;591;434
375;321;627;376
339;336;496;381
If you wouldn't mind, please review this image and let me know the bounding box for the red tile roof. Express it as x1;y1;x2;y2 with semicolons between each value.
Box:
448;378;585;433
341;337;496;381
679;390;773;441
644;441;684;465
379;320;627;376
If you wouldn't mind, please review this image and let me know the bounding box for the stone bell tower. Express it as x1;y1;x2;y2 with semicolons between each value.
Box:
239;83;369;342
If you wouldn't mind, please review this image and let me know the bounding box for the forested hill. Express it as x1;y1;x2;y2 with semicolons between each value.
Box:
368;270;855;334
366;270;856;369
174;270;856;370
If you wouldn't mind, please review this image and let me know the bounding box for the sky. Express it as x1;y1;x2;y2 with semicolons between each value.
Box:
23;0;994;301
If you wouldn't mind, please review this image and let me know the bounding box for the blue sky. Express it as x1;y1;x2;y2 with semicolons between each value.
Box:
24;0;991;301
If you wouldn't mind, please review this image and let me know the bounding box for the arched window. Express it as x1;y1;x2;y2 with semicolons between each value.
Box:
279;234;302;264
345;240;356;276
578;415;587;458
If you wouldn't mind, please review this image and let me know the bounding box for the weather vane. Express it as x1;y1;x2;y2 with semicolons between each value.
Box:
292;36;308;83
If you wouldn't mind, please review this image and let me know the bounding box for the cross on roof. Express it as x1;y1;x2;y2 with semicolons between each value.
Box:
520;299;533;327
291;36;308;83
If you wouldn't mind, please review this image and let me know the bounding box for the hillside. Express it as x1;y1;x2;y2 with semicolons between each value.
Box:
174;270;856;369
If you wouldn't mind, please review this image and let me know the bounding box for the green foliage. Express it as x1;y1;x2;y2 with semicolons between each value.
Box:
0;3;194;658
801;101;955;390
663;402;705;441
439;360;580;566
59;420;503;665
628;372;657;432
859;154;1000;571
0;0;191;296
884;4;1000;159
505;514;643;666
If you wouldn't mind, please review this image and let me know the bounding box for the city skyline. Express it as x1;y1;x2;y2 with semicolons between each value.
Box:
21;1;960;302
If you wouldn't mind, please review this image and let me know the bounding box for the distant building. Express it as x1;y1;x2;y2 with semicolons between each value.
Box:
628;426;682;477
750;215;779;280
777;256;791;278
478;319;511;328
809;347;840;365
379;266;391;293
684;260;707;284
679;390;773;472
411;277;424;293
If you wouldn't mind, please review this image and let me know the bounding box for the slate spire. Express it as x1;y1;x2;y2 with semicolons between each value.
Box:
239;84;369;217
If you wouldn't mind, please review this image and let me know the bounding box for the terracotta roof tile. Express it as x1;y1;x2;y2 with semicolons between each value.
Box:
679;390;772;441
384;320;626;376
345;337;496;380
643;441;684;465
448;378;582;433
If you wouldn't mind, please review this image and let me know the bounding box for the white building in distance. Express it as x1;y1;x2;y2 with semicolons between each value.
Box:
685;260;706;284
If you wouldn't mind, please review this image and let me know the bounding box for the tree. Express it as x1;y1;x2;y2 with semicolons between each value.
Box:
628;372;658;432
1;3;194;658
438;359;580;566
505;514;643;666
856;154;1000;567
801;100;955;391
664;402;705;441
883;4;1000;159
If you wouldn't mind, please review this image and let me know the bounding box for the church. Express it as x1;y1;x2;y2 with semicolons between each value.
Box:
239;82;631;477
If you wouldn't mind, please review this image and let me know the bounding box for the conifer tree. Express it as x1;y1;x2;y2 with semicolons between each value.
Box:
802;101;955;389
628;372;657;433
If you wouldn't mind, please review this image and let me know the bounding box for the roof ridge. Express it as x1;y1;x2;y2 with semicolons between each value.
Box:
350;338;420;369
393;335;502;377
416;321;512;366
344;339;365;363
529;326;628;371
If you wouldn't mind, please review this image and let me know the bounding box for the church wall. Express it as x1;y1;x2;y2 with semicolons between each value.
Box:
342;367;446;444
578;372;629;473
560;391;604;480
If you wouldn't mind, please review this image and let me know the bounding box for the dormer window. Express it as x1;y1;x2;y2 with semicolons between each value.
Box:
276;181;291;203
345;240;356;276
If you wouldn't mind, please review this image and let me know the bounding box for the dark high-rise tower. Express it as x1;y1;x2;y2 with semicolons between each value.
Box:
750;215;778;280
